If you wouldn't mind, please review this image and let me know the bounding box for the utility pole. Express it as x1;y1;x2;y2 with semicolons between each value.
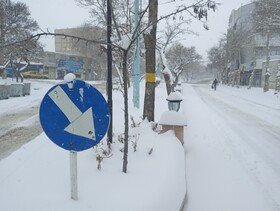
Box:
107;0;113;144
264;28;270;92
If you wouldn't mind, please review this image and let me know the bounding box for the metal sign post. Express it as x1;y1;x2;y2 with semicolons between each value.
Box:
70;151;78;200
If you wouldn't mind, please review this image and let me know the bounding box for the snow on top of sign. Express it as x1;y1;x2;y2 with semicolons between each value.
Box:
63;73;76;82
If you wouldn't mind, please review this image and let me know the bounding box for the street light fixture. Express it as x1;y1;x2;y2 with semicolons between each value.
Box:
166;91;183;112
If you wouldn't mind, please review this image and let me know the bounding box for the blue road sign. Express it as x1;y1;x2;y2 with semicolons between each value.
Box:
39;80;110;151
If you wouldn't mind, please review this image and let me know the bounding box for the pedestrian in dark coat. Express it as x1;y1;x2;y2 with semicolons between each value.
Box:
212;78;218;90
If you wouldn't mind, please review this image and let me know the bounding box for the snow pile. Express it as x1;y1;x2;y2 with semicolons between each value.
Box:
166;91;184;101
159;110;187;126
0;121;186;211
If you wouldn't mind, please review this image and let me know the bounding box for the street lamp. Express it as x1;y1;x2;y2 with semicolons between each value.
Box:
166;91;183;112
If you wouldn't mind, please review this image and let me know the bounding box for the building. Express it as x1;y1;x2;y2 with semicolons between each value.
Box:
227;2;280;87
44;26;107;80
44;51;86;79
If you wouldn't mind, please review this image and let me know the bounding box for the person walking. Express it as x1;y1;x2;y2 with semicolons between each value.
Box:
212;78;218;90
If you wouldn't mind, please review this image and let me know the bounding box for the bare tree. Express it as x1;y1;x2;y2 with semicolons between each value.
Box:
157;20;196;95
207;35;227;82
76;0;218;122
0;0;41;79
166;43;202;85
10;39;44;82
73;0;218;172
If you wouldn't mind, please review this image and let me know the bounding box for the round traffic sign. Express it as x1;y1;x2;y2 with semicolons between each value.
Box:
39;79;110;151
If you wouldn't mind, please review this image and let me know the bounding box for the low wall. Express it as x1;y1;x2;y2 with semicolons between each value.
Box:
9;83;24;97
0;82;31;99
23;83;31;95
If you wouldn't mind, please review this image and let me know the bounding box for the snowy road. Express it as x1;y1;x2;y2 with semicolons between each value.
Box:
183;83;280;211
0;105;42;160
0;79;106;160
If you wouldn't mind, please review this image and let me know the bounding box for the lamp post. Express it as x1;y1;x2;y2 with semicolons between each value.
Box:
159;91;186;145
166;91;183;112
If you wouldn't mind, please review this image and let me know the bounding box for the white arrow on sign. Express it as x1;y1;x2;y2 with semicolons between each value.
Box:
48;85;96;140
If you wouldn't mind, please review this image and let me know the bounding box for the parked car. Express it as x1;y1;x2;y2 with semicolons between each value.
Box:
22;71;49;79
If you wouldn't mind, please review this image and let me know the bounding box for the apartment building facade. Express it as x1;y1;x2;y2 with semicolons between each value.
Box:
227;2;280;87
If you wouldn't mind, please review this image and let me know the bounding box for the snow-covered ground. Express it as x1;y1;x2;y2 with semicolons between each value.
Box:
182;83;280;211
0;78;280;211
0;78;186;211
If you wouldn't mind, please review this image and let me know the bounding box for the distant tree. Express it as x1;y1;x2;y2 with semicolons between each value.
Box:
0;0;41;81
157;20;195;50
166;43;202;85
10;41;44;82
207;35;227;81
157;20;196;95
188;62;208;82
226;27;254;67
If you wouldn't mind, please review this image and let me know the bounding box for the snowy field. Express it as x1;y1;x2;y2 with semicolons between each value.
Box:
0;78;280;211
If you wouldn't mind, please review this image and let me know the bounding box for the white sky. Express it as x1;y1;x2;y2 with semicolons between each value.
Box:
22;0;252;61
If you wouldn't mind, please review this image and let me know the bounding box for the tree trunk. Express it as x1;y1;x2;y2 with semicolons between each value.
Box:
0;52;5;79
122;50;129;173
264;73;270;92
0;23;6;79
163;72;172;95
264;29;270;92
143;0;158;122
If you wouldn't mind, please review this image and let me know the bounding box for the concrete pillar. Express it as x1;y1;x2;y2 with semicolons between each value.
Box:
0;84;10;99
9;83;24;97
23;83;31;95
159;111;187;145
161;124;185;145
